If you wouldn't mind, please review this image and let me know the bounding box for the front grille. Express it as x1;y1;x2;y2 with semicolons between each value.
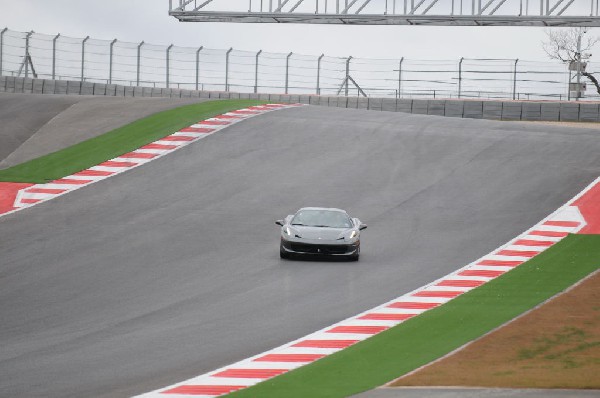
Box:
289;243;350;255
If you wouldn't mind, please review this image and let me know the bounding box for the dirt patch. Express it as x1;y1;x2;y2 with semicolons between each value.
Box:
391;270;600;389
515;121;600;129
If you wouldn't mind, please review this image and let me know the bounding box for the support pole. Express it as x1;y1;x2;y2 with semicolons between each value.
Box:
108;39;117;84
345;55;352;97
512;58;518;100
285;52;293;94
458;57;464;98
317;53;324;95
53;33;61;80
398;57;404;98
576;29;583;100
225;47;233;91
254;49;262;94
0;28;8;76
137;41;144;86
196;46;203;91
25;31;33;78
81;36;90;82
166;44;174;88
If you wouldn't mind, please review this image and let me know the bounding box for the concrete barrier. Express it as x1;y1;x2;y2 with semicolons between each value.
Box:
412;100;428;115
559;103;580;121
32;79;44;94
428;100;445;116
2;76;600;123
464;101;483;119
482;101;503;120
541;103;560;121
445;101;464;118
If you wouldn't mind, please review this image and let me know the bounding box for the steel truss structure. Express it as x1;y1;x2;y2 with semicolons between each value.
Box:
169;0;600;26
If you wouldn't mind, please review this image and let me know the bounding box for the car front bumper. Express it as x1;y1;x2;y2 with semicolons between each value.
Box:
280;238;359;256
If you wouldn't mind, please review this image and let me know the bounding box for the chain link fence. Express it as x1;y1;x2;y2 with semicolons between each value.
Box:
0;28;595;101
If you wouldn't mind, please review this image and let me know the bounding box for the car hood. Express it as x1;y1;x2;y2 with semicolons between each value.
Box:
293;226;348;240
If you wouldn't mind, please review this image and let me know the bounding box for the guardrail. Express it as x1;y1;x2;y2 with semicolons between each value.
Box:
1;75;599;122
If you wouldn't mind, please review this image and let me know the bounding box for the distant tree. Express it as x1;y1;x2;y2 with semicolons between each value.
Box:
542;28;600;95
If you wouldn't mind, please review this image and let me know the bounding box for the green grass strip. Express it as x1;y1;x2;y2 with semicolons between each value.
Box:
229;234;600;398
0;99;266;183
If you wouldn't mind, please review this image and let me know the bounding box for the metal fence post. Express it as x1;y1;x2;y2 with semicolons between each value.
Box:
25;31;33;78
225;47;233;91
166;44;174;88
109;39;116;84
398;57;404;99
458;57;464;98
254;49;262;93
81;36;89;81
52;33;60;80
285;51;292;94
345;55;352;97
136;41;144;86
0;28;7;76
316;54;324;95
513;58;518;100
195;46;203;91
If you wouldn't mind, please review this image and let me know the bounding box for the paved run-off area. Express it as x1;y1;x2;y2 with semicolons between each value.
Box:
1;96;600;397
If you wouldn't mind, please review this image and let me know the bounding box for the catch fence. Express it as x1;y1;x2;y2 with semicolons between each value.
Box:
0;28;593;101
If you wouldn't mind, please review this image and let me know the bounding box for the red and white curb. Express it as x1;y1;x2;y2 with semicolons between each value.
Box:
134;176;600;398
0;104;303;218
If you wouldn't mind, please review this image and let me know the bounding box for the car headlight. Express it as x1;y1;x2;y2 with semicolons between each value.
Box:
340;230;358;240
284;226;292;236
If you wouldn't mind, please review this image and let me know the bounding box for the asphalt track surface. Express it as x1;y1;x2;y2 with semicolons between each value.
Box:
1;102;600;398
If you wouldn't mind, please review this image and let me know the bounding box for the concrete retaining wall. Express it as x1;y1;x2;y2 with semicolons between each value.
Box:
1;75;599;122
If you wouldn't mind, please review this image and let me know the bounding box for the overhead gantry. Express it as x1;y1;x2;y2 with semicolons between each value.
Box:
169;0;600;26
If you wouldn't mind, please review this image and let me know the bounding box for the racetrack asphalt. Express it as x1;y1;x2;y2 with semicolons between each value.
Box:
1;102;600;397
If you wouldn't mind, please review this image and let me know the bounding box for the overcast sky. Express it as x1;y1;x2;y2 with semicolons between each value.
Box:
0;0;587;62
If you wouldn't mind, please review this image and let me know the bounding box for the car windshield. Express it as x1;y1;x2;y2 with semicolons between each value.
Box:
291;210;352;228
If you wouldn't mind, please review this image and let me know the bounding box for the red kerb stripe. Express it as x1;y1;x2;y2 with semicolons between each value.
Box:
530;230;569;238
74;170;114;177
459;270;505;278
25;188;67;194
513;239;554;247
387;302;440;309
543;220;580;227
52;179;92;185
495;249;538;257
477;259;522;267
20;198;41;204
179;127;215;133
161;135;196;142
98;161;137;168
214;368;288;379
436;279;486;287
326;325;388;334
359;313;416;321
292;340;359;349
413;290;464;298
198;120;230;125
119;152;157;159
161;385;246;395
141;143;178;150
254;354;325;362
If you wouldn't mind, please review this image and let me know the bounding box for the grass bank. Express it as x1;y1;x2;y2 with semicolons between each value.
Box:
229;234;600;398
0;99;266;183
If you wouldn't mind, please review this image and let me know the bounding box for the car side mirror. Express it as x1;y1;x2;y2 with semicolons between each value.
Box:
275;220;284;226
359;224;367;230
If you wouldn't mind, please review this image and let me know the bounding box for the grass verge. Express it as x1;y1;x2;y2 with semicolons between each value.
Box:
0;99;266;183
228;234;600;398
